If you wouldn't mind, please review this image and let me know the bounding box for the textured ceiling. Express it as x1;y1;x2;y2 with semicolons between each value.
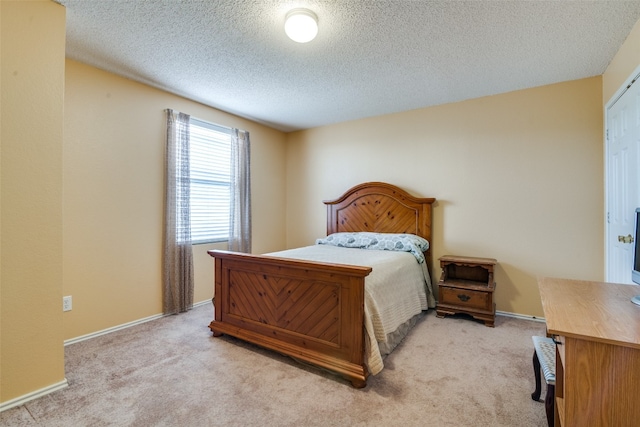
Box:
57;0;640;132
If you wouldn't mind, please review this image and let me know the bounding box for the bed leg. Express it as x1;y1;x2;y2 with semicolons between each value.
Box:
209;321;223;337
350;378;367;389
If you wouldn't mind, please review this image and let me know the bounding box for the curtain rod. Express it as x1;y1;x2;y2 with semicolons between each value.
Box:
165;108;247;134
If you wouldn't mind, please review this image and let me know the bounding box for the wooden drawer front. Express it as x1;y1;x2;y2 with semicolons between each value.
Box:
440;287;490;310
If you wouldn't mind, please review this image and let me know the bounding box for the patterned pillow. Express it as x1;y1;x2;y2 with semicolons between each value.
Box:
315;232;429;263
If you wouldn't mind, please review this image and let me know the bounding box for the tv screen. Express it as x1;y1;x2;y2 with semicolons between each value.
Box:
633;208;640;285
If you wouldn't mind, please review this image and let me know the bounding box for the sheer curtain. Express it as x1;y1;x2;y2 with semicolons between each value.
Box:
228;129;251;253
163;109;194;314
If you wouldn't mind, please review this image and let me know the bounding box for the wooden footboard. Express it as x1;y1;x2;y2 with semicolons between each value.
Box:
208;250;372;387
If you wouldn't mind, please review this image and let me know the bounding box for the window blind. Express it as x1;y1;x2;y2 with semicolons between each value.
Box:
188;117;232;244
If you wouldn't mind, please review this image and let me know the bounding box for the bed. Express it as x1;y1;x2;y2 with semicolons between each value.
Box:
208;182;436;387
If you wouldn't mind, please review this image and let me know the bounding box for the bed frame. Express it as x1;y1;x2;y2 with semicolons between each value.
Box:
208;182;435;387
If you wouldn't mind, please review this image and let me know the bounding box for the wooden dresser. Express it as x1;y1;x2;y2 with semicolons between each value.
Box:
538;277;640;426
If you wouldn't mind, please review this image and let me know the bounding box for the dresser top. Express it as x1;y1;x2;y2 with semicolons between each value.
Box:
538;277;640;349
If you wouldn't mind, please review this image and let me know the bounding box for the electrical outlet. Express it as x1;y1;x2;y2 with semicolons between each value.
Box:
63;296;72;312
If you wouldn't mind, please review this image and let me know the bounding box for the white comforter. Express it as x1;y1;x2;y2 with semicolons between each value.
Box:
267;245;435;375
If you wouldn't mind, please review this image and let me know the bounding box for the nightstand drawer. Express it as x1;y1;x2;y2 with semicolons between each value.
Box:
440;287;490;311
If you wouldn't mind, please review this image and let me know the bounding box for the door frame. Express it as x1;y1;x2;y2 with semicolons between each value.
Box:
604;64;640;282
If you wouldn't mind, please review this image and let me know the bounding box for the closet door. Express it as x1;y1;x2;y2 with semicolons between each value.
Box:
606;70;640;284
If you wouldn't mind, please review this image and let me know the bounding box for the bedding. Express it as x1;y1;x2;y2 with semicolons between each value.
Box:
316;232;430;264
268;243;435;375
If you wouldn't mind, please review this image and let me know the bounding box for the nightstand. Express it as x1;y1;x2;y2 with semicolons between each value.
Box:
436;255;497;327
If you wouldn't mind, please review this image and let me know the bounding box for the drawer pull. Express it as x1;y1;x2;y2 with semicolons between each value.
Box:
457;294;470;302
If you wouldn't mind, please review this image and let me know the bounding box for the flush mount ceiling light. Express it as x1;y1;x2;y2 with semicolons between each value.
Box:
284;8;318;43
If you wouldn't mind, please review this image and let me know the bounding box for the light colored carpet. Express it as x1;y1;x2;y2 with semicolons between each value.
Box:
1;304;548;426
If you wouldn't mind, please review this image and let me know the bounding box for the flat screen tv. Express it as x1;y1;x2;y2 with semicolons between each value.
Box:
634;208;640;285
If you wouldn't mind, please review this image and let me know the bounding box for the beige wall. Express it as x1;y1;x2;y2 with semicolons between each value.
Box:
1;0;66;404
63;60;287;340
285;77;604;317
603;18;640;104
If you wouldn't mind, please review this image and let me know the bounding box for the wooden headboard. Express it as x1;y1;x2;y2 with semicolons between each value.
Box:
324;182;436;266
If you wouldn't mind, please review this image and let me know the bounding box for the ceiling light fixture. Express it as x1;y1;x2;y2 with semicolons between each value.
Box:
284;8;318;43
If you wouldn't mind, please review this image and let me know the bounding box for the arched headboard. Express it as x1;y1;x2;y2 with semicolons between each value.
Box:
324;182;436;266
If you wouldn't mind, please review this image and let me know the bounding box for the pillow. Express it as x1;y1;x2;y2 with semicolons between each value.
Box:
315;232;429;264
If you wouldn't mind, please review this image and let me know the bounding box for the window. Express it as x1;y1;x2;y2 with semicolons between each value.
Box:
188;117;232;244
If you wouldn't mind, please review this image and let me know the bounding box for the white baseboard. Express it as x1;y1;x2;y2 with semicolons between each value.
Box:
0;379;68;413
64;313;166;346
193;299;212;308
64;299;212;346
496;310;546;323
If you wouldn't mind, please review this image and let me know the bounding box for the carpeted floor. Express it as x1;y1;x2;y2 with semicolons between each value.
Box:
1;304;548;426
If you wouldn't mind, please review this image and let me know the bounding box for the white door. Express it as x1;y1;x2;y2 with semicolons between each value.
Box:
606;70;640;284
